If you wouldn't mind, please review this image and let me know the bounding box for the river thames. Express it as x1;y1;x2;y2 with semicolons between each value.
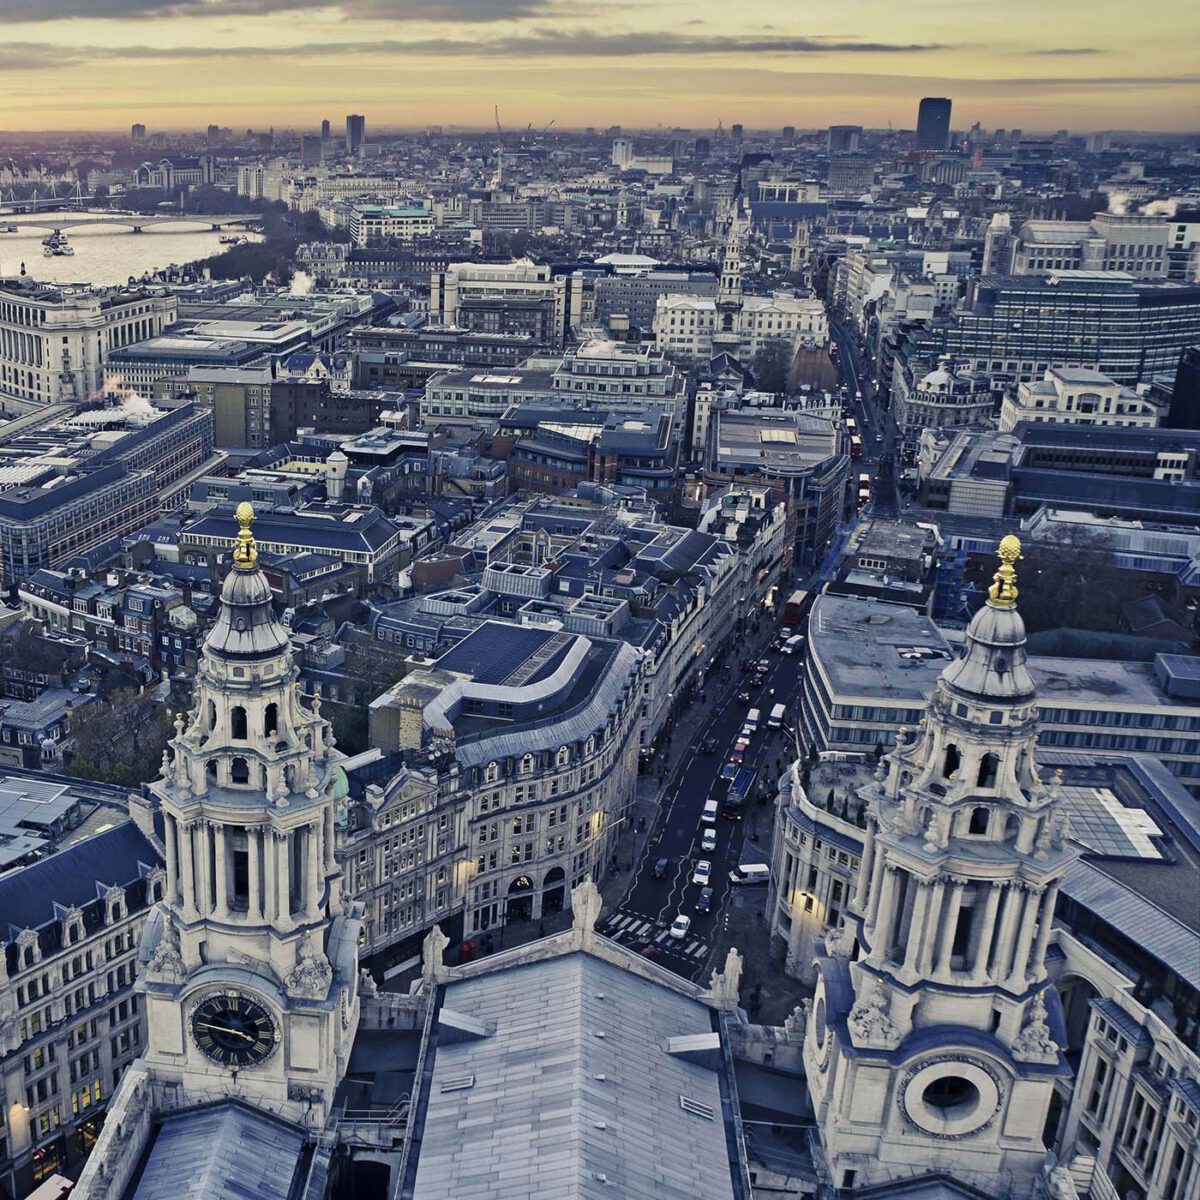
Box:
0;210;261;286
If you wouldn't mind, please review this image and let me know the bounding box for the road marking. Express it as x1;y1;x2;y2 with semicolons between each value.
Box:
654;929;671;944
689;944;708;957
609;914;631;931
685;940;703;954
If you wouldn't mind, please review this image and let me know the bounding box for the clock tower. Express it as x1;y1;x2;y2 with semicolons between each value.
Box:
805;537;1076;1191
138;504;360;1123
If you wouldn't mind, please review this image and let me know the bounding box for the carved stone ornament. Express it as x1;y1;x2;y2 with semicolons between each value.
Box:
147;912;185;984
848;977;900;1049
422;923;450;982
824;924;854;960
1012;990;1059;1063
285;930;333;1000
706;947;744;1010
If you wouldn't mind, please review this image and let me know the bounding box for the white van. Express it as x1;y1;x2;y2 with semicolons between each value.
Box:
745;708;761;731
701;798;719;824
783;635;804;655
769;703;786;728
728;863;771;886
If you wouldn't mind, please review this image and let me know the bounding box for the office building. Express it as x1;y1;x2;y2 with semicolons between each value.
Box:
299;134;321;167
1004;213;1170;279
347;204;434;247
0;403;215;587
1166;345;1200;429
592;266;718;335
0;806;165;1195
915;96;953;151
799;591;1200;794
0;279;177;410
826;154;877;198
1000;366;1161;431
129;124;145;141
320;118;330;141
705;408;848;567
894;355;993;438
345;113;365;154
945;273;1200;386
828;124;863;153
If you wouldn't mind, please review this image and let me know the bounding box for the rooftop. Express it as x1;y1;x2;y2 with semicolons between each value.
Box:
413;952;738;1200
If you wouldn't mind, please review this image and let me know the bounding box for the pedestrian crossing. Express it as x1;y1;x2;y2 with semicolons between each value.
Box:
603;912;708;957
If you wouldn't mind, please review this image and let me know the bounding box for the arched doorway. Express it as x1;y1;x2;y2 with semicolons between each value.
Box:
542;867;566;915
506;875;534;924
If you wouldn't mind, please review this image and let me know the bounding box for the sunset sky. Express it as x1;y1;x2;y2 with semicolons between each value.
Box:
0;0;1197;134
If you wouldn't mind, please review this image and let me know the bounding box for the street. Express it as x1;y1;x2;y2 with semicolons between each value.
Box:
602;627;806;982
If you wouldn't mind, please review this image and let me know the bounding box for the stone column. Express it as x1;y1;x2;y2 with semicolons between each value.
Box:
991;882;1023;980
324;803;336;870
180;821;198;920
872;865;900;959
164;815;179;905
865;857;891;938
1007;885;1042;988
853;821;876;910
1029;882;1060;980
194;822;211;916
275;831;291;923
916;877;946;975
247;826;262;921
934;879;965;977
902;879;932;974
263;827;277;923
305;822;321;919
970;882;1003;984
213;825;230;919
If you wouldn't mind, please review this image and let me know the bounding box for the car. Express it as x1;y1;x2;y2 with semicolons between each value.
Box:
737;690;752;703
652;857;669;879
720;762;738;782
701;827;717;852
740;725;755;741
669;914;691;939
728;746;744;764
695;886;714;914
692;860;712;886
700;737;717;754
780;626;794;639
756;659;771;672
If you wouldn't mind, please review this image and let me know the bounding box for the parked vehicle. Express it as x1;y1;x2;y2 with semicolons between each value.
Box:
728;863;771;886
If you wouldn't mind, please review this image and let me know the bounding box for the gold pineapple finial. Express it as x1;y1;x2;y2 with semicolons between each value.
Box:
987;534;1022;609
232;501;258;570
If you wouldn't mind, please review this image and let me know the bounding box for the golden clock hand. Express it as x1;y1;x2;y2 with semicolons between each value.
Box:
196;1021;255;1043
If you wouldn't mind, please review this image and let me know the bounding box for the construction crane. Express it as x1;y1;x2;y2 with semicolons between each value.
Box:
541;119;556;136
492;104;504;190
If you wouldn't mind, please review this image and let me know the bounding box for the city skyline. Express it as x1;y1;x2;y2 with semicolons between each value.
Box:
0;0;1198;133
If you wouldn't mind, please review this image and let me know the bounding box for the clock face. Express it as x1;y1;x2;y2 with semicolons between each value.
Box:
190;991;279;1068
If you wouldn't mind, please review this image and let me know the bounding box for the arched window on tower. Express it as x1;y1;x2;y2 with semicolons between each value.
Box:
264;702;278;738
231;757;250;785
1004;813;1020;842
943;744;961;778
969;806;990;836
231;706;247;740
977;753;999;790
207;699;217;732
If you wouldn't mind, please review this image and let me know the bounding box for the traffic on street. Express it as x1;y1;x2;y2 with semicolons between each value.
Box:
602;603;812;982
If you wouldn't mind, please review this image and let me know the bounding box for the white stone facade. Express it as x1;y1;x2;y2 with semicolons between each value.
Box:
1000;366;1159;431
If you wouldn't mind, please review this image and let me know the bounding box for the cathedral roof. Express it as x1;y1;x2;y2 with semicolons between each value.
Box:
939;536;1037;705
203;505;291;660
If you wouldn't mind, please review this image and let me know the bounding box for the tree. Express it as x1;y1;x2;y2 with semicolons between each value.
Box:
1007;526;1181;636
69;688;171;787
751;338;793;395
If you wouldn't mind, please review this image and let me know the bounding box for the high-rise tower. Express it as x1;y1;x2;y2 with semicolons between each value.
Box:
916;97;953;151
138;503;360;1122
806;537;1075;1192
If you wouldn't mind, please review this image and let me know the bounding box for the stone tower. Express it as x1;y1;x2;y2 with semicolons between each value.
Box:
138;503;360;1123
712;191;748;357
805;536;1076;1192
